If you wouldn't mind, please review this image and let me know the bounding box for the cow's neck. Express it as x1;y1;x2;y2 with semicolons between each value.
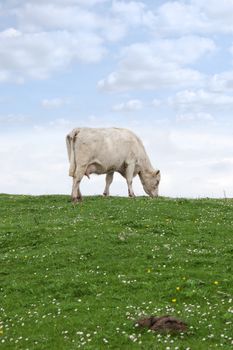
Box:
139;161;155;182
141;156;154;174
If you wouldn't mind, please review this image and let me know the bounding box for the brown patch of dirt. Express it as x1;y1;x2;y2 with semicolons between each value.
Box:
136;315;188;333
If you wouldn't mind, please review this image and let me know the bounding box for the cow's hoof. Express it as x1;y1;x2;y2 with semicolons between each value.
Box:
103;192;109;197
72;197;82;204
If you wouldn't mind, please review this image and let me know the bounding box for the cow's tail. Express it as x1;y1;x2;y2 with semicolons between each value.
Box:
66;129;80;177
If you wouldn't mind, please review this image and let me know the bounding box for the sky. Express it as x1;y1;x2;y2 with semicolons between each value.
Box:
0;0;233;198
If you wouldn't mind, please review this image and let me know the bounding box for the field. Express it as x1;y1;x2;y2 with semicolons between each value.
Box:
0;194;233;349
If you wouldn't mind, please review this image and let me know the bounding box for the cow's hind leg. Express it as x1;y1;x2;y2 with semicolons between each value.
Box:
71;178;82;203
125;164;135;197
103;172;114;196
71;167;86;203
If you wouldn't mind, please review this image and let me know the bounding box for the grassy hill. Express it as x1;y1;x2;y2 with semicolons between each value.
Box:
0;194;233;349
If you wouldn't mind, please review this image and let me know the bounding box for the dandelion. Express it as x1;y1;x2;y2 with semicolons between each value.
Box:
213;281;219;285
176;287;180;291
172;298;177;303
147;269;151;273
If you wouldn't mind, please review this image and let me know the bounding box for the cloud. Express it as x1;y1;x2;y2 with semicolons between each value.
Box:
154;0;233;36
112;99;143;112
13;1;127;43
193;0;233;23
2;0;109;9
0;28;106;82
0;114;30;124
176;112;214;122
41;98;70;109
15;3;104;31
209;70;233;92
0;1;127;83
170;89;233;113
98;36;215;91
111;0;156;28
1;0;225;86
98;64;202;92
0;28;21;38
152;98;161;107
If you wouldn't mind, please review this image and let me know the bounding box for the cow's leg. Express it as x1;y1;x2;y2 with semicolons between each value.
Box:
103;172;114;196
71;167;86;203
71;177;82;203
125;164;135;197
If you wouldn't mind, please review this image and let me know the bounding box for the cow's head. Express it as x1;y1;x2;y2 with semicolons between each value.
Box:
140;169;161;197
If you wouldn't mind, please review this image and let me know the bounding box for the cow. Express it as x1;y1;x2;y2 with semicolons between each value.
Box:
66;127;160;202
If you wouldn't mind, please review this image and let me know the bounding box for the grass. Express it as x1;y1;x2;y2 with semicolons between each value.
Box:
0;194;233;349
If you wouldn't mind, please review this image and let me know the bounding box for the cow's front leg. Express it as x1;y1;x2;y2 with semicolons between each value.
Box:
103;172;114;196
125;164;135;197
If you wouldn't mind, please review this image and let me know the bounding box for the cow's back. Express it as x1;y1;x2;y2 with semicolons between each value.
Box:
73;127;147;170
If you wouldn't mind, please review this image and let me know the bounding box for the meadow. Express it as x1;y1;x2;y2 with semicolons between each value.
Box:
0;194;232;349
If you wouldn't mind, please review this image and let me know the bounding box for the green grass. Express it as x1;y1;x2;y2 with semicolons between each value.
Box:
0;194;233;349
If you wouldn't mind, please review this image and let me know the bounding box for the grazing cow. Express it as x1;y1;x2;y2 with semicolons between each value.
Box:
66;127;160;202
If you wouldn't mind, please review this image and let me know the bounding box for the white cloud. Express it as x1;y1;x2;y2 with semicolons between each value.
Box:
151;98;161;107
176;112;214;122
123;36;215;65
0;71;11;83
170;89;233;112
98;36;215;91
41;98;70;109
193;0;233;22
169;128;233;152
67;0;109;5
3;0;154;45
98;64;203;92
0;28;22;38
155;2;209;36
0;29;106;82
112;99;143;112
155;0;233;36
2;0;109;8
15;3;103;31
209;72;233;92
0;0;138;83
111;0;156;28
14;1;127;42
159;128;233;197
0;114;30;124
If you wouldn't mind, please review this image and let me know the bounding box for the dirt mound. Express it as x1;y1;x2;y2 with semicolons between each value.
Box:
136;315;187;333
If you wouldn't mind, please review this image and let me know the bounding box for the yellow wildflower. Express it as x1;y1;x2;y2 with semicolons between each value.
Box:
176;287;180;291
213;281;219;285
171;298;177;303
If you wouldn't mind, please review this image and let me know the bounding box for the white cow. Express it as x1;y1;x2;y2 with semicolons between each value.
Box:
66;127;160;202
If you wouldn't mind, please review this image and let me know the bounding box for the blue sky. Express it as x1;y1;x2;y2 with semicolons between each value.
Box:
0;0;233;198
